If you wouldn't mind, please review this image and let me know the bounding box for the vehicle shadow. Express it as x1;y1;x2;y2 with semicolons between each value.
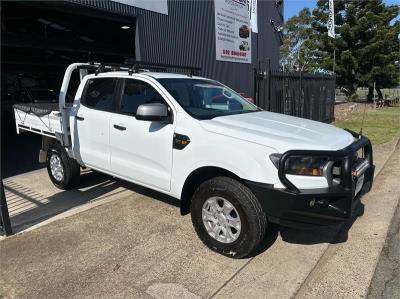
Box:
5;171;118;233
4;166;363;256
4;169;180;234
117;179;181;208
279;204;364;246
121;183;363;257
248;204;365;257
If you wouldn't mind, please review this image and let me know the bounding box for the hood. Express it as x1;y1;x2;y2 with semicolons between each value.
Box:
200;111;354;153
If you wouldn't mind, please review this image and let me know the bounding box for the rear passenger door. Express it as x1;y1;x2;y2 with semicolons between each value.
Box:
109;78;174;191
75;77;118;171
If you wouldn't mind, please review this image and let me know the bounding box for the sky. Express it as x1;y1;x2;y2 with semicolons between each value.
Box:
284;0;399;21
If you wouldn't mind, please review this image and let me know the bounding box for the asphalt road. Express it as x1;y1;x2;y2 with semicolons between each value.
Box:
367;202;400;299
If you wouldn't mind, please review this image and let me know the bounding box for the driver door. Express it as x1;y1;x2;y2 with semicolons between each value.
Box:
109;78;174;191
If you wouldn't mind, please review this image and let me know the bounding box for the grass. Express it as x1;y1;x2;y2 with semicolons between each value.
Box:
335;107;400;145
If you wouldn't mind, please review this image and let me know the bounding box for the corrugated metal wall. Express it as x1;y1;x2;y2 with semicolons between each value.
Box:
66;0;282;98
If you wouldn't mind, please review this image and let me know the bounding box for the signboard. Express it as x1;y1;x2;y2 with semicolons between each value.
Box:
248;0;258;33
112;0;168;15
214;0;252;64
327;0;335;38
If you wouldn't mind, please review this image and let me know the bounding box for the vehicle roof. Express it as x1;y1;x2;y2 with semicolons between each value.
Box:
91;71;210;80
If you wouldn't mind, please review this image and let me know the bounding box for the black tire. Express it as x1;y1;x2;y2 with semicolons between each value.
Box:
354;202;365;217
191;177;267;258
46;143;80;189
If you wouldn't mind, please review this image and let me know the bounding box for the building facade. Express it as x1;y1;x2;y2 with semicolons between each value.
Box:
2;0;283;102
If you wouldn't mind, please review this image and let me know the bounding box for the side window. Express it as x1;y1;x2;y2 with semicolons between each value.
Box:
159;81;191;107
120;79;165;115
82;78;117;112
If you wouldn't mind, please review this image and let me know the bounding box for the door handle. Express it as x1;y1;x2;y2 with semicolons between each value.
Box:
75;116;85;121
113;124;126;131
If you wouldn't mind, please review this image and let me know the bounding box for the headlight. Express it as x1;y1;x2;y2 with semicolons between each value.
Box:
269;154;328;176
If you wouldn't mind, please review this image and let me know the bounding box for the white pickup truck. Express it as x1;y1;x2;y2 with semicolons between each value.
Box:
14;62;375;258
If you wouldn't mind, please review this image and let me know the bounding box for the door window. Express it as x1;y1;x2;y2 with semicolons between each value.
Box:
82;78;117;112
120;79;165;115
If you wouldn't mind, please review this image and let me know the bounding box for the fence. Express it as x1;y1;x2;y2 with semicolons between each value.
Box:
255;66;336;123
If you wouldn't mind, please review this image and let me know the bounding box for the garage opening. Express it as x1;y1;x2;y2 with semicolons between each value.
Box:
1;1;136;177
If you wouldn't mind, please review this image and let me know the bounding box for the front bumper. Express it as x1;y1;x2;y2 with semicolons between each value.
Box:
247;130;375;228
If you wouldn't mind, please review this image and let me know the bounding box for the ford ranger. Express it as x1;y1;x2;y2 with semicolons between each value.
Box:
13;62;375;258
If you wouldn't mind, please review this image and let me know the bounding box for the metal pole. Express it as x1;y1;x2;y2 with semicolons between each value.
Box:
0;180;12;236
254;33;260;105
267;59;271;111
254;67;258;106
299;69;302;117
333;48;336;74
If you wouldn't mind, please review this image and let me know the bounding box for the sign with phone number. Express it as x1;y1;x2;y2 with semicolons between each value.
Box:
214;0;252;64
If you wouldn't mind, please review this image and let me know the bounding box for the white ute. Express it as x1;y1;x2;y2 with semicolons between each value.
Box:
14;62;375;257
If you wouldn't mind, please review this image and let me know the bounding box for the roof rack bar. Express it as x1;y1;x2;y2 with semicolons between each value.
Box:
95;64;104;76
78;61;201;76
77;65;98;71
131;60;201;72
98;60;200;72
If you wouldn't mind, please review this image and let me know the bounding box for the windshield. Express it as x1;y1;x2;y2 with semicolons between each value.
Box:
157;78;260;120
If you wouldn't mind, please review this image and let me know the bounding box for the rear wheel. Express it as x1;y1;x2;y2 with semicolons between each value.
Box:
191;177;267;258
46;143;80;189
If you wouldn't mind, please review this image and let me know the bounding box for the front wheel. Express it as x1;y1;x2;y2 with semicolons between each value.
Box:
191;177;267;258
46;143;80;189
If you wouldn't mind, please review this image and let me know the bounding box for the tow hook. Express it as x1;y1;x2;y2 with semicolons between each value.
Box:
311;198;347;215
309;198;329;208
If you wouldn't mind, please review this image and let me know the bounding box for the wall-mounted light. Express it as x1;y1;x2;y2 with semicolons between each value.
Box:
270;20;283;32
121;25;130;30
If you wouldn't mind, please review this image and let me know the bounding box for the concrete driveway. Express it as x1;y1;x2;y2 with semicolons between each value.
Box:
1;141;399;298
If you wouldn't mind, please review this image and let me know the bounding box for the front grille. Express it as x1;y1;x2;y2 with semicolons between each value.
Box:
328;153;368;188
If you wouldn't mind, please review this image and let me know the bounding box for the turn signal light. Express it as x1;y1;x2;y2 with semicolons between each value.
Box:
173;134;191;150
311;168;322;176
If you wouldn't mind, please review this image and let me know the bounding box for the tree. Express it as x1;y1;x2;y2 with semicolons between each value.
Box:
311;0;399;100
352;1;399;100
312;0;357;96
280;8;316;71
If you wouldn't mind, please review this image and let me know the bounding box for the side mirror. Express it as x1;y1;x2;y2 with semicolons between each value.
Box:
136;103;171;122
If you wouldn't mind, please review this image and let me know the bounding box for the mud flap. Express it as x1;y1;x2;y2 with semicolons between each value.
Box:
39;149;47;163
